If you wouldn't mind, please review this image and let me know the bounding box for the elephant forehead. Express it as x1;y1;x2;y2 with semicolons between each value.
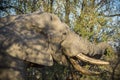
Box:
50;22;68;32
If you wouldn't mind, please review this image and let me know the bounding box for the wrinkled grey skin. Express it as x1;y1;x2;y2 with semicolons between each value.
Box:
0;12;109;80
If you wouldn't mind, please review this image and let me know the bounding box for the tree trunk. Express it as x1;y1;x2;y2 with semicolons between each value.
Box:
65;0;70;26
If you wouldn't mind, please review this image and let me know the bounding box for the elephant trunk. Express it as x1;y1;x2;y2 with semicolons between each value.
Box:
61;31;110;75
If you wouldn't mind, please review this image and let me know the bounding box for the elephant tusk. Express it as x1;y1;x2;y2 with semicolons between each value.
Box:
76;53;109;65
70;58;100;75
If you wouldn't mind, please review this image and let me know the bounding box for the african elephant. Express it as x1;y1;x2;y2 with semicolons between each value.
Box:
0;12;110;80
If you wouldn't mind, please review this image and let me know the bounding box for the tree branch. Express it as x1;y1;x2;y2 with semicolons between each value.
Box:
104;14;120;17
0;5;24;14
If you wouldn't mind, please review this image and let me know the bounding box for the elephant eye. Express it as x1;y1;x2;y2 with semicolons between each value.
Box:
63;32;67;35
50;16;53;21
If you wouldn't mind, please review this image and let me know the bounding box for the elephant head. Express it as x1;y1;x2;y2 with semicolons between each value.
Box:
0;12;110;76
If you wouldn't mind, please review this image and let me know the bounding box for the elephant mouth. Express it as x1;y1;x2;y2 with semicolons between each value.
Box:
69;53;109;75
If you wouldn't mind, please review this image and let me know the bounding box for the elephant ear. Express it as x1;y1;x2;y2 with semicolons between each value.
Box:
0;16;53;66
